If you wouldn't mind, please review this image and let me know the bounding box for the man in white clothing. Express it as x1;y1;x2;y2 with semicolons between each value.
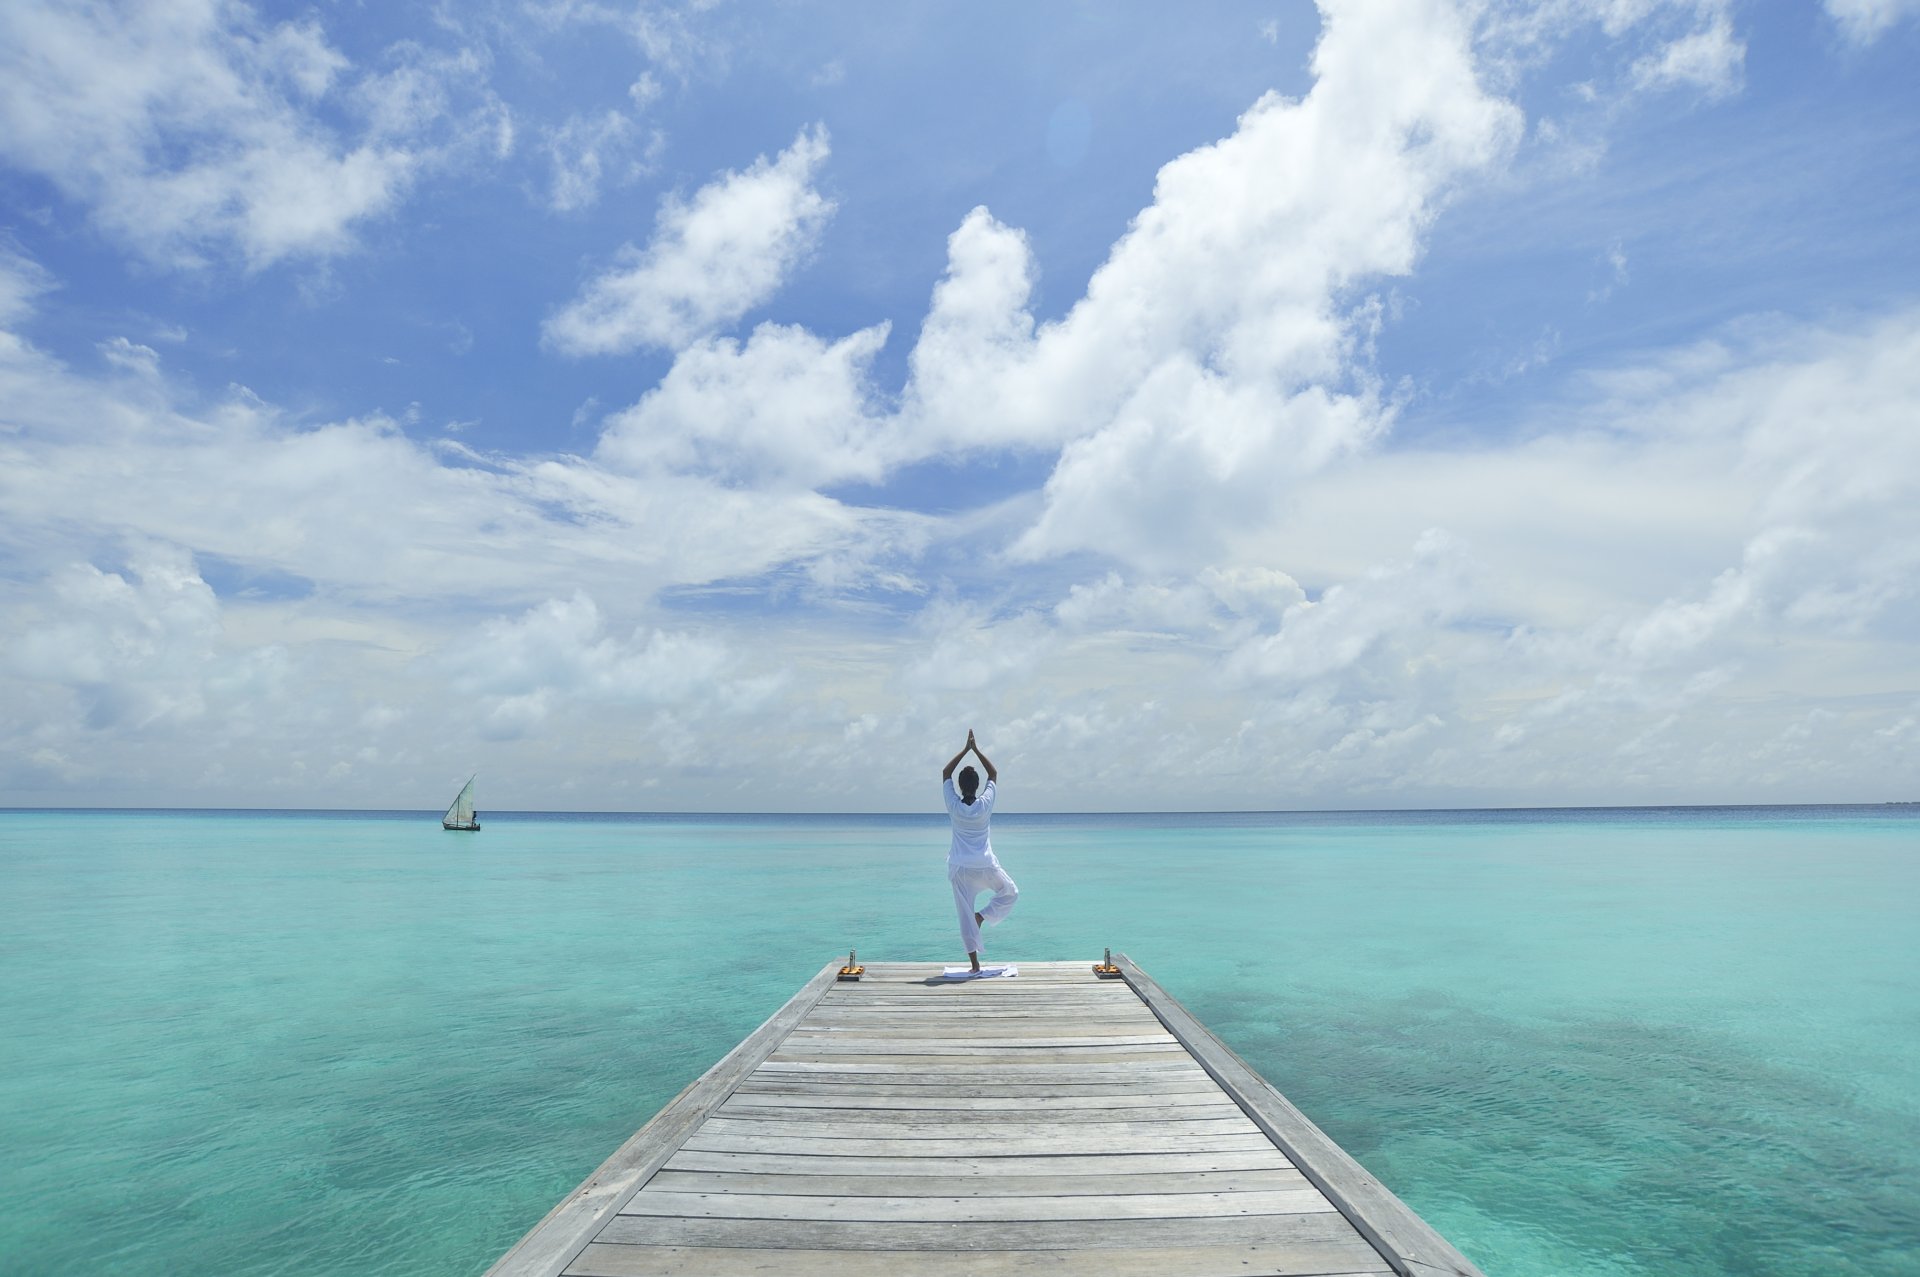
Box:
941;729;1017;972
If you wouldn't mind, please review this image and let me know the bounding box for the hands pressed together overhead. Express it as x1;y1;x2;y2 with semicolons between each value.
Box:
942;729;998;784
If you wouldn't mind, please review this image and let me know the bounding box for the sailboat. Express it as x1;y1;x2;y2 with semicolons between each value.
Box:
442;775;481;831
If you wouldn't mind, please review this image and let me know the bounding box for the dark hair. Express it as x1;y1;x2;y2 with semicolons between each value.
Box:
958;766;979;799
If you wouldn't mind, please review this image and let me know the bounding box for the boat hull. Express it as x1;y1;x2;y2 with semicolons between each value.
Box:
443;820;481;831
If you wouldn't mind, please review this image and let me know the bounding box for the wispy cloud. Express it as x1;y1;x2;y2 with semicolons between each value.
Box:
1823;0;1920;44
0;1;504;270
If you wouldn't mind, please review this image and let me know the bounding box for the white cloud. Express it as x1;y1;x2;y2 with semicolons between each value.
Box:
5;309;1917;808
1227;530;1471;686
530;0;714;77
442;592;739;737
0;244;57;328
543;109;656;212
930;0;1516;564
99;336;161;377
1824;0;1920;43
1589;240;1630;304
7;543;286;732
0;0;427;269
904;601;1057;695
629;72;664;108
544;125;835;354
898;207;1042;454
1630;14;1744;98
596;321;891;487
634;1;1522;556
0;285;912;611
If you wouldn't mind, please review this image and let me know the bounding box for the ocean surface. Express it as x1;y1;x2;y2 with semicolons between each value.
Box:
1;805;1915;1276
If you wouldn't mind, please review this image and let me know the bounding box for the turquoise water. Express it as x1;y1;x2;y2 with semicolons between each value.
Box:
1;806;1915;1275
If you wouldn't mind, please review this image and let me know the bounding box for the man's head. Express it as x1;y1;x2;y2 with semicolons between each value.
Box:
958;766;979;803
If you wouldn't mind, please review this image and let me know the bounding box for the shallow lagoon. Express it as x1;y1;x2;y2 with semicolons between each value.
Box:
2;805;1915;1275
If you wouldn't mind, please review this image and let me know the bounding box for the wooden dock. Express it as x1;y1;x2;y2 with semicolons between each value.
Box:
487;956;1484;1277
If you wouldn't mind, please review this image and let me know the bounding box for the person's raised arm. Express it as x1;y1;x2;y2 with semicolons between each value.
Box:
942;740;970;782
967;729;998;784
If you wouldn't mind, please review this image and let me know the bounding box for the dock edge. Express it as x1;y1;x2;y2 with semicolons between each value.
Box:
483;958;843;1277
1115;952;1487;1277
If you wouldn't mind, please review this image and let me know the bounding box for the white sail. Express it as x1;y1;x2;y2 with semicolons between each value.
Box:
443;775;479;829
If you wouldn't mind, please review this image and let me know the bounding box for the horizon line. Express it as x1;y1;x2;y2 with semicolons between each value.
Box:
3;800;1914;817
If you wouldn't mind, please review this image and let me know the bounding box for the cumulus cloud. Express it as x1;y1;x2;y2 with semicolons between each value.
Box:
544;125;835;354
8;543;285;732
441;592;758;740
1000;0;1518;563
1228;530;1471;687
596;321;891;487
578;0;1520;560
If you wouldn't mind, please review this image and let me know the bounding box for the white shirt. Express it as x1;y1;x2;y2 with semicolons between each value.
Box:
943;777;997;865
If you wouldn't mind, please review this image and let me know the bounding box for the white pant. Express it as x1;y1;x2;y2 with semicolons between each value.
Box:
949;861;1018;955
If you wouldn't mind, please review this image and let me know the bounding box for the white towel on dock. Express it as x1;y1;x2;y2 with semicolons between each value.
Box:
937;964;1018;980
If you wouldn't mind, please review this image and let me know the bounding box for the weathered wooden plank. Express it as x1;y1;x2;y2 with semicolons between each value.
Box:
789;1022;1168;1038
591;1210;1356;1251
820;986;1128;997
822;981;1121;990
769;1035;1179;1051
797;1021;1164;1033
851;970;1101;976
746;1064;1211;1082
678;1131;1278;1157
729;1079;1226;1099
718;1092;1238;1113
855;961;1091;972
816;997;1130;1006
566;1241;1392;1277
1117;953;1485;1277
739;1073;1216;1091
661;1149;1298;1177
813;998;1143;1007
766;1048;1188;1065
845;968;1103;976
821;983;1121;998
812;999;1138;1011
713;1104;1248;1127
735;1069;1217;1086
797;1019;1165;1032
642;1167;1311;1198
620;1186;1335;1223
696;1115;1263;1141
752;1058;1206;1075
800;1006;1162;1018
807;1005;1142;1016
815;987;1143;999
484;959;843;1277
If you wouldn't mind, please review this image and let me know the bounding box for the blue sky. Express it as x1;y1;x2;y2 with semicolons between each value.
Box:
2;0;1917;811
